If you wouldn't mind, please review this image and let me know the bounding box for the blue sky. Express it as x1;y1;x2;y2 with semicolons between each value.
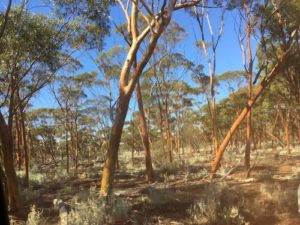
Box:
1;1;257;111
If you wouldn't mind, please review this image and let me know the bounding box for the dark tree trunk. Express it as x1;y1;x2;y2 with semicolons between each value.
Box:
0;112;22;212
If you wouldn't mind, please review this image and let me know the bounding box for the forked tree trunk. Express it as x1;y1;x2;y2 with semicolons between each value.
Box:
136;81;154;182
211;52;288;178
0;112;22;212
100;0;173;197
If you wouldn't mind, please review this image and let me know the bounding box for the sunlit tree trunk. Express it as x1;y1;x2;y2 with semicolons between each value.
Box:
211;51;289;178
100;0;197;197
136;80;154;182
100;93;131;196
244;1;253;169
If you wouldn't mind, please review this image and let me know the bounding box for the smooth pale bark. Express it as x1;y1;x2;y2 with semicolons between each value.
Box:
136;81;154;182
0;112;22;212
100;8;172;196
211;52;288;178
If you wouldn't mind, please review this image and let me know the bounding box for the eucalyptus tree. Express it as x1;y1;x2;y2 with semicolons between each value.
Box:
149;23;193;162
52;72;98;172
172;81;198;155
0;0;11;40
99;0;210;197
211;0;299;177
0;6;71;211
26;108;59;164
192;0;225;156
97;46;125;126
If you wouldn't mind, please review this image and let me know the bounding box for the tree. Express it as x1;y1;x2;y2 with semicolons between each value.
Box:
0;5;69;211
211;0;299;177
100;0;205;197
52;72;98;171
192;1;225;156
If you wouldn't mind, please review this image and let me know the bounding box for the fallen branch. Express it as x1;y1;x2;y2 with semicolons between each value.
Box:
220;166;239;180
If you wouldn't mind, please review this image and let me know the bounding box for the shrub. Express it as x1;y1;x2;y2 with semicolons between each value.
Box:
260;181;298;214
68;188;129;225
26;205;44;225
187;182;245;225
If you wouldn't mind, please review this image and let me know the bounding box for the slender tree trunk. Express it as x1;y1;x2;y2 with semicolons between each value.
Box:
245;80;252;169
27;127;32;163
284;122;290;153
164;104;173;162
15;114;22;171
244;0;253;170
157;100;166;154
65;128;69;173
0;112;22;212
100;93;131;197
74;121;80;171
16;84;29;186
211;52;288;178
279;109;290;153
19;111;29;187
136;80;154;182
166;118;173;163
211;96;218;155
176;121;181;156
64;114;70;173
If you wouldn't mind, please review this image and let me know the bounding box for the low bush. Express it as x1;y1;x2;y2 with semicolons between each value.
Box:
187;182;246;225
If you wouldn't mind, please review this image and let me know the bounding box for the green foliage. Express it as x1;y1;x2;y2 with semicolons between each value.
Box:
68;188;129;225
52;0;112;50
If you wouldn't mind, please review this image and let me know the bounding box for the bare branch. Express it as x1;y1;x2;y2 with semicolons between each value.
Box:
117;0;131;33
